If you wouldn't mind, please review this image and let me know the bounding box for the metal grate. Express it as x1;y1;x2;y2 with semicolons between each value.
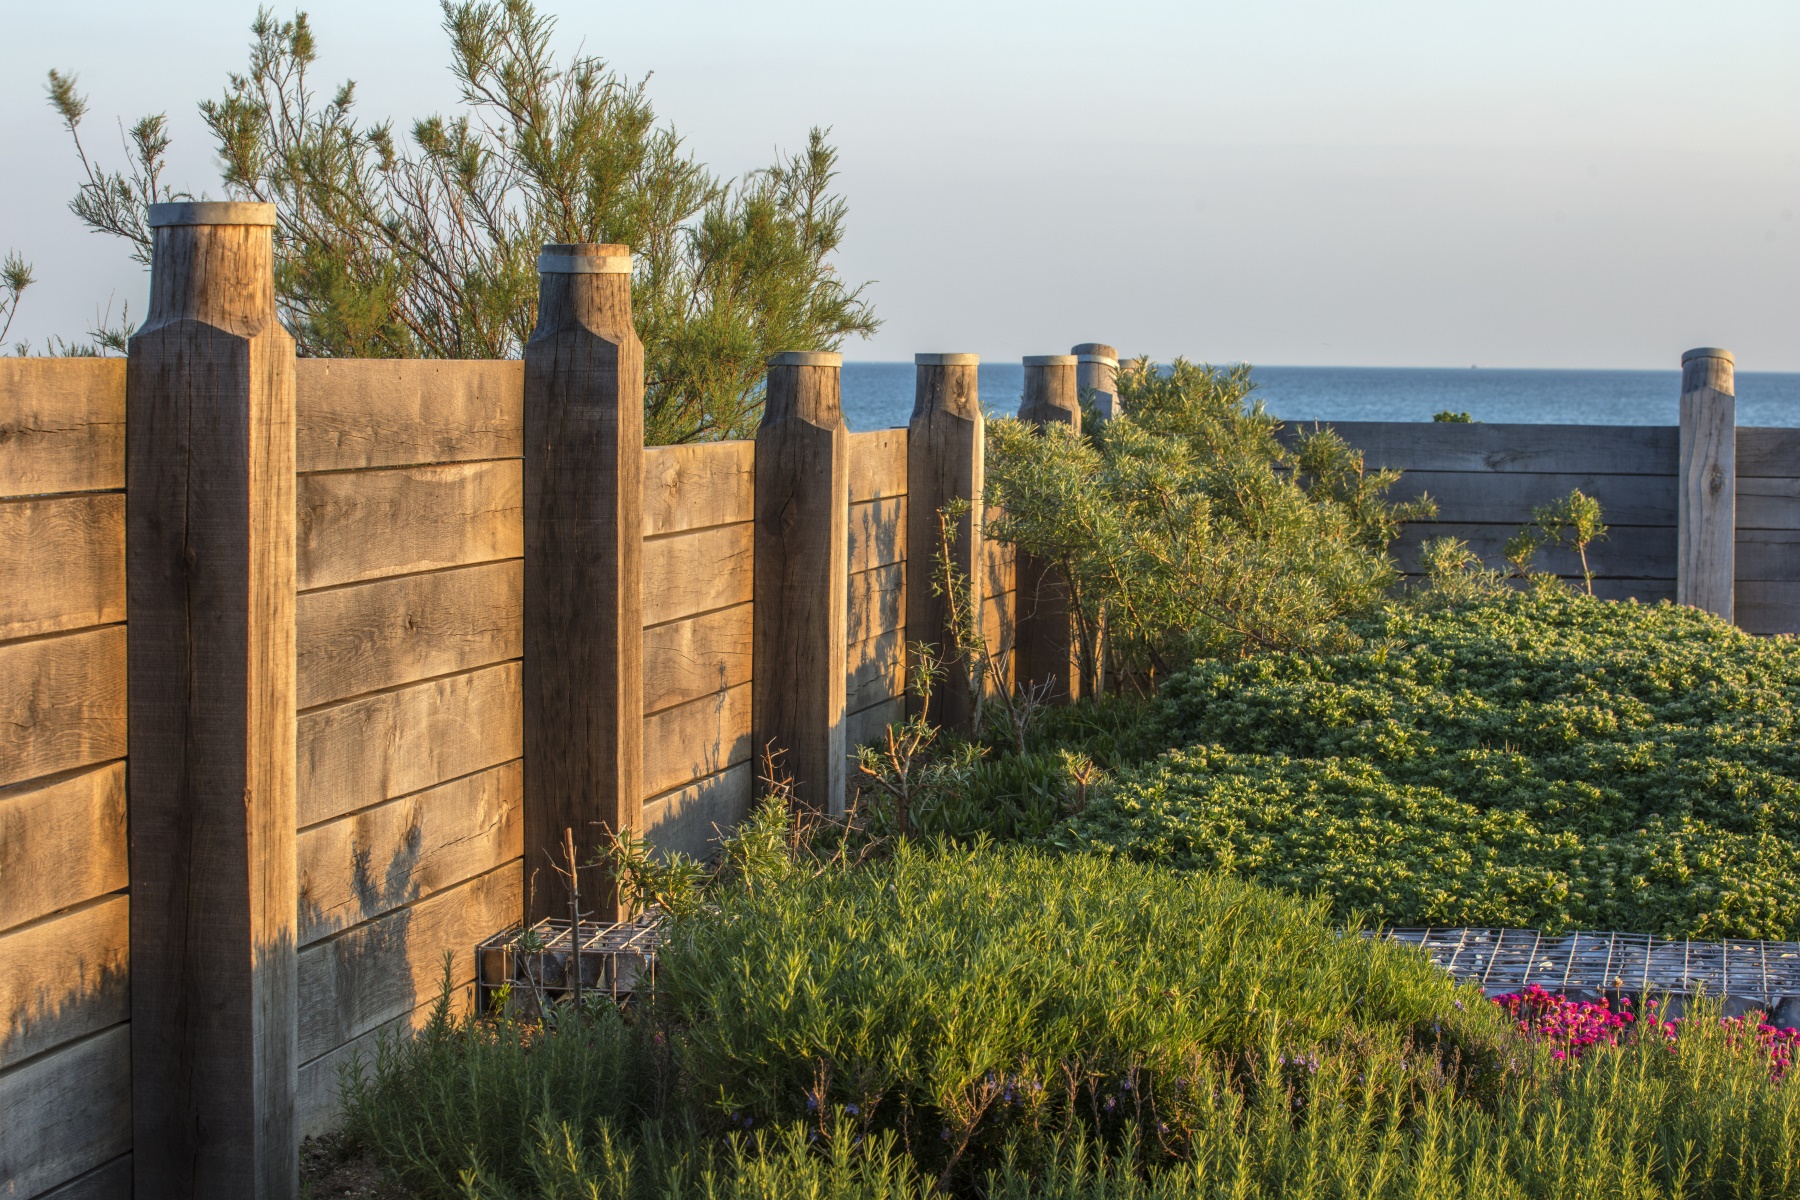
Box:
1377;927;1800;1006
475;912;664;1018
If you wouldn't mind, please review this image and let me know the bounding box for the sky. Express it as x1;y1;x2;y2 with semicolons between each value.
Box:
2;0;1796;369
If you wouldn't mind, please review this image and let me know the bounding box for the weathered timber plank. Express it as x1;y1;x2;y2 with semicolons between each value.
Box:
643;603;753;716
981;535;1016;598
1386;470;1677;526
847;696;905;750
642;441;754;536
644;682;752;798
298;987;472;1139
35;1154;132;1200
298;460;522;591
849;427;907;501
0;896;128;1069
0;359;125;498
1392;522;1676;578
1279;421;1678;475
1736;581;1800;636
982;589;1018;655
848;628;905;713
1677;353;1735;618
299;661;521;828
296;359;522;472
848;496;906;573
0;494;124;641
643;762;754;862
642;522;753;627
1736;530;1800;582
1737;427;1800;478
0;626;125;790
297;559;522;709
298;760;523;946
297;861;520;1063
848;562;905;644
907;357;982;731
0;1023;131;1199
0;762;126;932
1735;477;1800;531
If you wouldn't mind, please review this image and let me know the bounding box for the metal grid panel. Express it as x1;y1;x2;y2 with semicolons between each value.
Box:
476;912;664;1016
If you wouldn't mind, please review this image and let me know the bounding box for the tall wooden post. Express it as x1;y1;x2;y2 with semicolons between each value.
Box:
1015;355;1083;702
1677;347;1735;620
128;201;298;1198
906;353;983;732
1072;342;1120;421
523;243;644;922
754;351;849;814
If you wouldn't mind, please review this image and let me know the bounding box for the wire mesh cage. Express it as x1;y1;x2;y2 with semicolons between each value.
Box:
476;912;664;1019
1377;927;1800;1020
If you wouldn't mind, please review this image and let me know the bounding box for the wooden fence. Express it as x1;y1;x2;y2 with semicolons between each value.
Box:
0;206;1779;1198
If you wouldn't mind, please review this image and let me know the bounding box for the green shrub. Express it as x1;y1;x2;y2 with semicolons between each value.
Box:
1058;588;1800;937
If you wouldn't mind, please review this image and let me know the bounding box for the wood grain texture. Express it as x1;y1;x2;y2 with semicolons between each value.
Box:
644;604;752;715
0;895;128;1069
848;563;905;644
298;460;522;591
0;494;124;641
1019;358;1080;429
298;760;523;945
0;626;126;790
299;661;521;828
1736;581;1800;636
848;628;905;713
1015;362;1081;702
1736;530;1800;582
295;358;522;472
297;559;522;709
34;1154;132;1200
1737;427;1800;478
906;359;982;729
1678;353;1736;618
297;987;472;1139
848;427;907;501
126;213;299;1199
847;696;905;749
754;360;849;815
1280;421;1679;475
642;440;754;536
644;682;752;798
643;522;753;626
0;762;126;932
0;1024;131;1200
297;861;519;1063
524;243;644;922
0;358;125;498
642;762;754;862
1386;470;1678;526
849;497;906;573
1737;477;1800;531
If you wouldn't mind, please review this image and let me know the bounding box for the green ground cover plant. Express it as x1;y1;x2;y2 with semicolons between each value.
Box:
1056;588;1800;939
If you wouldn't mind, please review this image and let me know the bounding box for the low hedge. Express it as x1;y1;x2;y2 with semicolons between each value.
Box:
1054;589;1800;938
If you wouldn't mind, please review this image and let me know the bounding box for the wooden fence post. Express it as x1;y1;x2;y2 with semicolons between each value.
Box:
127;201;298;1199
1015;354;1083;702
906;353;983;732
1072;342;1120;421
754;351;849;815
1677;347;1735;620
523;243;644;923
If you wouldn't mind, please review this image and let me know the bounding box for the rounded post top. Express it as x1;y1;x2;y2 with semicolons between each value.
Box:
1022;354;1078;367
1681;347;1734;365
1071;342;1118;362
538;243;632;274
915;353;979;366
768;351;842;368
148;201;277;227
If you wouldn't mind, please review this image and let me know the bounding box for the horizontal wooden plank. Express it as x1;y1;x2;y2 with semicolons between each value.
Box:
847;696;905;750
296;359;523;472
299;987;472;1139
0;896;128;1070
849;496;906;573
643;763;755;863
1738;581;1800;636
297;861;520;1063
849;428;907;502
298;761;523;946
0;762;126;933
0;359;125;498
643;603;752;716
0;626;126;790
643;522;753;627
297;559;522;709
1283;421;1678;476
644;682;752;798
298;460;522;591
1737;531;1800;583
848;562;905;644
642;441;754;536
1737;476;1800;531
34;1154;131;1200
0;1023;131;1199
848;628;905;713
1738;427;1800;478
1388;470;1676;527
299;661;522;828
1393;522;1676;579
0;494;123;641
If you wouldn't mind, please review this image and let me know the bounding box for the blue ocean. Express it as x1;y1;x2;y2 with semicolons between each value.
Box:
837;363;1800;433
